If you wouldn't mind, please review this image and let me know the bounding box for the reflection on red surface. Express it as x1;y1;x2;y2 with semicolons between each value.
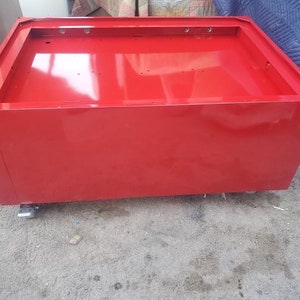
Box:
32;53;99;100
2;34;296;105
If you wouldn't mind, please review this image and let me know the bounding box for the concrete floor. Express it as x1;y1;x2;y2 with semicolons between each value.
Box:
1;170;300;300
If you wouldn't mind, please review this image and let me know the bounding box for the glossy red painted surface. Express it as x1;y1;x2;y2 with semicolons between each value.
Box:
1;17;300;205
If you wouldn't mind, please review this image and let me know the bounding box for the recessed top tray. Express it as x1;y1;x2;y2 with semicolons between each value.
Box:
0;17;300;109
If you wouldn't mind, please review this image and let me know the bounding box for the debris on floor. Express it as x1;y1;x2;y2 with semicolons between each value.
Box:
69;234;83;245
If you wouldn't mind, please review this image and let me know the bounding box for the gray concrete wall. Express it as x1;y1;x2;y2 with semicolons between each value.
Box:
0;0;22;42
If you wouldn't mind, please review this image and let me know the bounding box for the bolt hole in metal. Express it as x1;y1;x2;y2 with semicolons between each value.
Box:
84;28;90;34
59;28;66;35
207;27;213;33
45;41;51;44
184;27;190;33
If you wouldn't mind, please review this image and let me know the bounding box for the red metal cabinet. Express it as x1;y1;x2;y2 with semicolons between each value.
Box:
1;17;300;205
